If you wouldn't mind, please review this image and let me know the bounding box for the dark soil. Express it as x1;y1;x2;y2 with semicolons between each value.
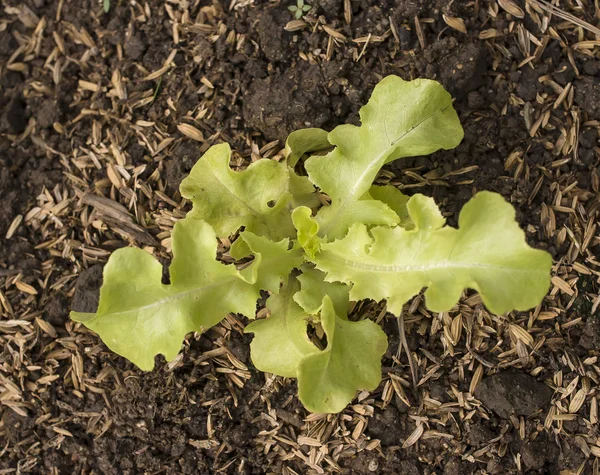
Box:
475;371;553;419
1;0;599;474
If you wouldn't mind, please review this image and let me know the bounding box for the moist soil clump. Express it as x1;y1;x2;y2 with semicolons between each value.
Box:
1;0;599;473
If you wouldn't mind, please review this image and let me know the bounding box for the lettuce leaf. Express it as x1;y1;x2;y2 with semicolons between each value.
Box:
314;192;552;315
245;277;319;378
297;296;387;413
285;127;331;168
239;231;304;295
71;218;259;370
245;277;387;413
305;76;464;240
180;143;295;240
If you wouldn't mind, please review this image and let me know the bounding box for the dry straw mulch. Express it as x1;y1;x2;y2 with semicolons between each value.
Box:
1;0;600;473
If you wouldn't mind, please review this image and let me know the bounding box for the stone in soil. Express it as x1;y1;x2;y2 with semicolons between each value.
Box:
475;370;553;419
439;41;487;97
36;99;58;129
394;0;432;19
443;457;476;475
44;293;70;326
366;405;410;446
256;9;290;63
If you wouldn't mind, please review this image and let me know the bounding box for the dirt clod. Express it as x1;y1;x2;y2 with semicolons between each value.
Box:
475;370;553;419
580;316;600;351
36;99;58;128
243;69;332;141
518;432;558;470
574;76;600;119
0;96;27;134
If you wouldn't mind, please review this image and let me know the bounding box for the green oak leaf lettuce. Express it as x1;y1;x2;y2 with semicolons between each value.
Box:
305;76;464;240
71;75;553;415
180;143;295;240
285;128;329;208
314;192;552;315
239;232;304;294
288;170;320;209
245;277;386;413
297;296;387;413
71;219;259;371
291;206;321;259
369;184;413;228
285;127;331;168
293;266;350;317
245;278;319;378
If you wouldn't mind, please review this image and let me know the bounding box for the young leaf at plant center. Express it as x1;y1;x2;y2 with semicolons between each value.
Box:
297;296;388;413
71;218;259;371
305;76;464;240
285;128;331;168
245;277;319;378
229;236;252;260
314;191;552;316
294;266;350;317
369;185;413;229
285;128;330;209
239;232;304;295
292;207;321;259
180;143;295;241
289;170;321;209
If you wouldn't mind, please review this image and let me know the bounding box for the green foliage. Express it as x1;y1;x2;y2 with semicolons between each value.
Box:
103;0;110;13
71;76;552;413
305;76;464;240
285;128;331;167
245;278;319;378
288;0;312;19
180;143;296;241
314;192;552;316
297;296;387;413
71;219;259;371
239;232;303;294
246;276;386;413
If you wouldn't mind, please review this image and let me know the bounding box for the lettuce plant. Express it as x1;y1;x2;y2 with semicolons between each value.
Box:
71;76;552;413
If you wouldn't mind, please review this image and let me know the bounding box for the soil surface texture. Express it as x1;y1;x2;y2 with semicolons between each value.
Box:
1;0;600;474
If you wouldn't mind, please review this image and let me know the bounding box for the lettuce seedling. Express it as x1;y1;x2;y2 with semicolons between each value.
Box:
71;76;552;413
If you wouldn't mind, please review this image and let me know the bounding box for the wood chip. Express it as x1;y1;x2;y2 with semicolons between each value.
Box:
15;281;37;295
81;194;157;245
569;388;587;414
53;427;73;437
509;324;534;347
323;25;346;41
479;28;500;39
